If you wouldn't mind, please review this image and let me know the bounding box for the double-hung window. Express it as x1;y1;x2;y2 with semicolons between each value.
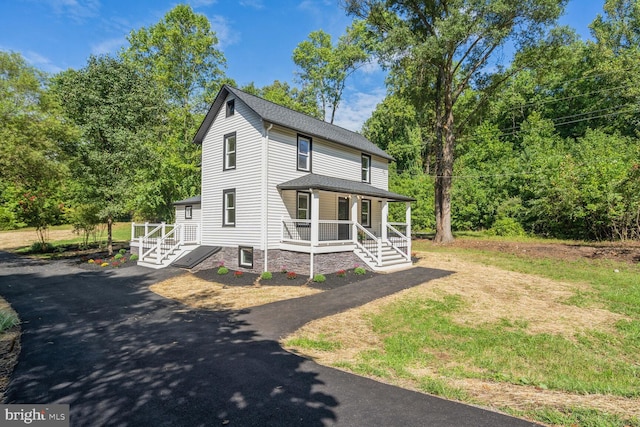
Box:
297;135;311;171
185;206;193;220
224;132;236;170
361;199;371;227
223;189;236;227
361;154;371;183
297;192;310;221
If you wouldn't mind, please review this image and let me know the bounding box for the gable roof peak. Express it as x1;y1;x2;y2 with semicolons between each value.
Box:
193;85;393;161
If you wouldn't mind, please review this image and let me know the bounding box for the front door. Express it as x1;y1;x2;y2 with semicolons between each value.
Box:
338;197;350;240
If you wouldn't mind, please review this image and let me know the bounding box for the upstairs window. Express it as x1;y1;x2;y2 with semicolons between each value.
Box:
223;189;236;227
224;132;236;170
226;99;235;117
361;154;371;183
297;135;311;171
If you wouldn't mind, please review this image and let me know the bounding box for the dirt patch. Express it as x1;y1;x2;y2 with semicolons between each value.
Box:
441;238;640;265
0;229;77;251
150;273;322;310
284;252;638;420
0;300;20;402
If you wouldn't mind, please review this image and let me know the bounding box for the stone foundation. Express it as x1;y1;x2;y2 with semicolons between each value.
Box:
191;246;368;276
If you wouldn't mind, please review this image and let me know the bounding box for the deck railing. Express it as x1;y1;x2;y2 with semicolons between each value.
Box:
281;219;353;243
355;222;382;266
387;222;411;260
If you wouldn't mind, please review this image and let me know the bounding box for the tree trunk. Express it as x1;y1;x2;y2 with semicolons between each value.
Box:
434;68;455;244
107;215;113;256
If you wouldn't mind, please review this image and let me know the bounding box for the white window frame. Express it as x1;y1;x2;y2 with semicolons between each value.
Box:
223;189;236;227
185;205;193;220
224;132;236;170
361;154;371;183
361;199;371;227
296;191;311;221
297;134;311;172
239;246;253;268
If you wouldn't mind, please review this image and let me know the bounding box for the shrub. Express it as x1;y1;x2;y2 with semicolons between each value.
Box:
488;217;526;237
337;269;346;277
234;271;244;278
88;259;95;264
287;271;297;280
114;253;123;260
354;267;366;275
313;274;326;283
0;310;19;332
111;261;120;268
30;241;54;253
129;254;139;261
118;248;127;255
94;259;103;264
100;262;109;267
217;266;229;275
261;271;273;280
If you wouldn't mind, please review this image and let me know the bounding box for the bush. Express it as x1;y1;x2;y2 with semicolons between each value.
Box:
234;271;244;278
488;217;526;237
287;271;297;280
129;254;139;261
0;310;19;332
313;274;326;283
114;253;123;260
337;269;347;277
261;271;273;280
354;267;366;275
30;241;54;253
119;248;127;255
217;266;229;275
100;262;109;267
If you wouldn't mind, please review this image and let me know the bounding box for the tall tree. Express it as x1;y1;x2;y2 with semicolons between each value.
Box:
293;20;371;123
123;4;228;219
241;80;321;118
346;0;567;242
53;55;165;255
0;50;74;234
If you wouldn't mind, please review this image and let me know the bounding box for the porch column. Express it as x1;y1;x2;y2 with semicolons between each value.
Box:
406;201;412;260
350;195;358;243
381;200;388;240
309;189;320;278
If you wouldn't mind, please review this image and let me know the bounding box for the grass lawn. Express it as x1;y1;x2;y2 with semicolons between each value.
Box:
284;237;640;427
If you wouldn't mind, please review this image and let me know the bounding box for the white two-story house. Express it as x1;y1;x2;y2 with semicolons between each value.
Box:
132;85;414;275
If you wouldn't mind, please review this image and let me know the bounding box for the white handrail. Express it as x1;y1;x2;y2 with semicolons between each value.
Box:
386;223;410;261
355;222;381;265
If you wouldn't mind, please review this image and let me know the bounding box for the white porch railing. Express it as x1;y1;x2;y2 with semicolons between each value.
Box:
139;224;183;265
355;222;382;265
131;222;200;265
131;222;200;244
387;223;411;261
281;219;353;244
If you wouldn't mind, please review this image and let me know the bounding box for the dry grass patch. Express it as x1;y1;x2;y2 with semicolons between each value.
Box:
283;251;639;421
150;273;321;310
0;229;77;250
0;299;20;402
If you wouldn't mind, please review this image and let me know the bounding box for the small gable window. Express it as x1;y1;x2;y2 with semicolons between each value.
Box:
297;135;311;172
226;99;235;117
224;132;236;170
185;206;193;219
361;154;371;183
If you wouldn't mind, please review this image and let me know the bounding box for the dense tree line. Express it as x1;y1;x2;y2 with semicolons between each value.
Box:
1;1;638;249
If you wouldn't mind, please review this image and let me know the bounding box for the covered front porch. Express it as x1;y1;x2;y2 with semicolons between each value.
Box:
276;174;414;271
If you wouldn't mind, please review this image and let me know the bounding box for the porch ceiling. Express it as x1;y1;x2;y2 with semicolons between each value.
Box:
277;173;415;202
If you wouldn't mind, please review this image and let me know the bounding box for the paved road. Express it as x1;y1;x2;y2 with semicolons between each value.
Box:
0;252;539;426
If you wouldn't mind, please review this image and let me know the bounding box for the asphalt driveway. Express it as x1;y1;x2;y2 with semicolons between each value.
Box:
0;251;539;426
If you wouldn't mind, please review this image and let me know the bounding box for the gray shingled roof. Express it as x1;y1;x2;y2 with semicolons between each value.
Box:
277;174;415;202
173;195;201;205
193;85;393;161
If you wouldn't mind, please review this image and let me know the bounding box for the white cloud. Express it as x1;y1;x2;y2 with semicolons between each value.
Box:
91;37;126;56
23;51;64;74
190;0;217;7
332;86;386;132
38;0;100;22
209;15;240;49
239;0;264;9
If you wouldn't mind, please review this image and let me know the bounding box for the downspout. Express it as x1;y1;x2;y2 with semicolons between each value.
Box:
262;122;273;273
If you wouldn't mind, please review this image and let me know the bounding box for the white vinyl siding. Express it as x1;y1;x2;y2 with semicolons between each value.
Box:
200;94;263;247
175;204;201;226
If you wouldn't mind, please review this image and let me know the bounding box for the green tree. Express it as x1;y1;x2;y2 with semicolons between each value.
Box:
123;4;228;218
0;50;74;234
241;80;321;118
347;0;567;243
53;55;165;255
293;20;371;123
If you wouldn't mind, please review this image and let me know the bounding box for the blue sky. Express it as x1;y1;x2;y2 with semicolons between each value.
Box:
0;0;607;131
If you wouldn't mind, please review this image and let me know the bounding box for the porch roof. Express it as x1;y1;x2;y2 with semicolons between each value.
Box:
173;195;201;206
277;174;415;202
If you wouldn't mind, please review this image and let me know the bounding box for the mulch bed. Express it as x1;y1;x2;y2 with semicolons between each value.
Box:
73;249;139;271
193;268;375;291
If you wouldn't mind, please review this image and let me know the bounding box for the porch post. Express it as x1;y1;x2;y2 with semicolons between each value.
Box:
310;189;320;278
350;196;358;243
381;200;388;240
406;202;412;260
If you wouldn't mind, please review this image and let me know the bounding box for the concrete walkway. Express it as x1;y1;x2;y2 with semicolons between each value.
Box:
0;252;539;426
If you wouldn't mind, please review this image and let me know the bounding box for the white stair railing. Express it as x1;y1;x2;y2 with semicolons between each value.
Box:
386;223;411;261
140;223;183;264
355;222;382;266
